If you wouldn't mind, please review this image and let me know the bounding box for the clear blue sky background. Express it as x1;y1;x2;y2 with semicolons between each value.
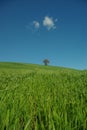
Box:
0;0;87;69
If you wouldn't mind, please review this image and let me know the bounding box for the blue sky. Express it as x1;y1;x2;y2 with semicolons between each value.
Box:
0;0;87;69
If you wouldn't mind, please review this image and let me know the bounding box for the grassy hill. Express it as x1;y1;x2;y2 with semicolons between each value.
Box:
0;61;81;72
0;62;87;130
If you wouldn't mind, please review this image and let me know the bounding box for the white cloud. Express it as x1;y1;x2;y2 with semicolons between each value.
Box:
43;16;56;30
26;16;57;33
33;21;40;29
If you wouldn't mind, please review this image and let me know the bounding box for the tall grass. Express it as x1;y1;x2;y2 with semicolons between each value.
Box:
0;64;87;130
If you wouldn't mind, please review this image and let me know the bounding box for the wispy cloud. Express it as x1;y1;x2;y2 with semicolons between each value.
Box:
43;16;57;30
33;21;40;29
25;21;40;33
26;16;58;32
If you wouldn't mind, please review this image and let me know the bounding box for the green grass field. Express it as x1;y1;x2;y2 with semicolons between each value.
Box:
0;62;87;130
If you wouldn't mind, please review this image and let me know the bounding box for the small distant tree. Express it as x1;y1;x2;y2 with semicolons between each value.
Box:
43;59;50;66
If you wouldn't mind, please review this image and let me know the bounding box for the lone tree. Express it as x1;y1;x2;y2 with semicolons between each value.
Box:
43;59;50;66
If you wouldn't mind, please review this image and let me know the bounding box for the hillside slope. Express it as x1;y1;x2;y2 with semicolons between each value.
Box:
0;62;87;130
0;61;81;71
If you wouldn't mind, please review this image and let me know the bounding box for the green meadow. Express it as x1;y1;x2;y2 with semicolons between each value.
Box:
0;62;87;130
